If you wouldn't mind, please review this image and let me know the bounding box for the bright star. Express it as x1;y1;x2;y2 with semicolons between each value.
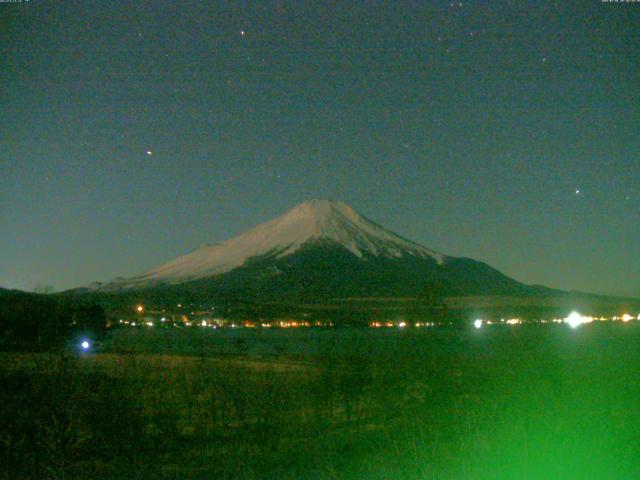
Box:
146;150;153;156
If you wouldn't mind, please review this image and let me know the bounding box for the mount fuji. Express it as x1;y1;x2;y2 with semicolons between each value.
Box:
85;199;544;301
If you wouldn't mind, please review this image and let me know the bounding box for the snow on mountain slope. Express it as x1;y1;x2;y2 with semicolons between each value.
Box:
106;199;445;289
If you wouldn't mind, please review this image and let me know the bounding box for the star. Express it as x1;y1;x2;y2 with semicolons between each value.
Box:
240;30;245;36
575;189;580;195
146;150;153;156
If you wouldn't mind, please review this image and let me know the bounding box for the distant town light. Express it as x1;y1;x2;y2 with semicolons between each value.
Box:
81;340;90;350
136;305;144;313
622;313;633;322
398;321;406;328
474;319;483;329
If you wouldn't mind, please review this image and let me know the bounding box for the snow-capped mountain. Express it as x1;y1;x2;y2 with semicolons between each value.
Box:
88;199;536;299
102;199;444;289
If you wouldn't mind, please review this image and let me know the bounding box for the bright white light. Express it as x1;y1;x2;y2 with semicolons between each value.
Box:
398;321;406;328
622;314;633;322
565;311;585;329
81;340;90;350
474;319;483;329
201;320;207;327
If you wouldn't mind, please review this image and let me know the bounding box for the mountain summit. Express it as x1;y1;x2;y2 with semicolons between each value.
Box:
91;199;536;299
106;199;444;289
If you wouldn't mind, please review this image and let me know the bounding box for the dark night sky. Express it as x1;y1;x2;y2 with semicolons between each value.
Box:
1;0;639;296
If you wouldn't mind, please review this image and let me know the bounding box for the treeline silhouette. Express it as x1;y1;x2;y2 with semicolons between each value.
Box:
0;289;107;351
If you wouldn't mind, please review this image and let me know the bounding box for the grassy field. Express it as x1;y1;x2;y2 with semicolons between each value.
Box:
2;323;640;479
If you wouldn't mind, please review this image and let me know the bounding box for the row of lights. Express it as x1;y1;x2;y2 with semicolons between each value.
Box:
135;305;639;331
474;312;640;329
369;321;438;328
474;318;522;328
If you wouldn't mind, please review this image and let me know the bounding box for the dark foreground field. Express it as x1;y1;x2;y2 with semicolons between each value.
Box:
2;324;640;479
